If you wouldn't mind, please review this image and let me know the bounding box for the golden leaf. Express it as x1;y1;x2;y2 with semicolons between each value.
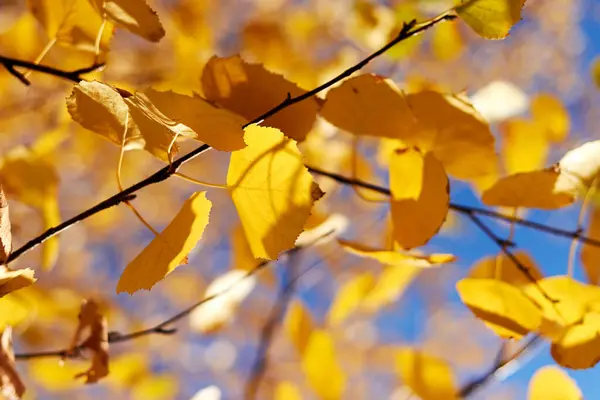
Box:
456;0;526;39
285;299;314;355
302;330;345;400
327;272;375;326
88;0;165;42
395;348;458;400
528;365;582;400
338;240;455;267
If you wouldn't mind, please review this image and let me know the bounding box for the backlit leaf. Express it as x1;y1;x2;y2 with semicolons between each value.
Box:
302;330;345;400
338;240;455;267
551;323;600;369
501;118;549;174
201;55;318;142
117;192;212;294
457;278;541;338
468;251;543;286
285;299;314;354
390;148;449;249
482;169;576;209
361;265;420;312
227;125;323;260
528;365;582;400
555;141;600;197
469;81;528;123
395;348;458;400
327;272;375;326
88;0;165;42
531;93;570;143
456;0;525;39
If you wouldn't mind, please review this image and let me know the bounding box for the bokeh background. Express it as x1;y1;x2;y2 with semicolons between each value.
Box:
1;0;599;398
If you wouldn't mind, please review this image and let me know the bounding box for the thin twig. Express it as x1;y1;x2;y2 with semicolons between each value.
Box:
306;166;600;248
14;230;334;360
458;335;542;398
244;254;300;400
7;14;454;265
0;55;104;85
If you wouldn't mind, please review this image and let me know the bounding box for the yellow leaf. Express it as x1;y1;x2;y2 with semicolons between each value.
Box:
227;125;322;260
581;207;600;285
131;374;178;400
390;148;449;249
361;265;420;312
0;294;31;328
302;330;345;400
105;353;147;388
456;0;525;39
320;75;415;138
41;197;60;271
457;278;541;338
143;89;248;151
592;57;600;89
395;348;458;400
201;55;318;142
468;251;543;286
528;365;582;400
0;267;36;298
338;240;455;267
29;358;88;391
531;93;570;143
327;273;375;326
555;141;600;197
501;118;549;174
285;299;314;354
482;169;576;209
189;270;256;334
275;381;303;400
88;0;165;42
431;21;464;61
28;0;113;51
116;192;212;294
551;323;600;369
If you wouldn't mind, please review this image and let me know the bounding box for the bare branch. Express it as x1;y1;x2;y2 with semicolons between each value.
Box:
0;55;104;85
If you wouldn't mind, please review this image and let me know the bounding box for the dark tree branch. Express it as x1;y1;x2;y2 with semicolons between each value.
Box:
459;335;542;398
0;55;104;85
7;13;454;265
244;254;300;400
14;230;333;360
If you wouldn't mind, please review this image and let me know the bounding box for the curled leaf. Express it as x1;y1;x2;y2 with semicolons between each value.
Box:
88;0;165;42
338;240;455;267
0;327;25;398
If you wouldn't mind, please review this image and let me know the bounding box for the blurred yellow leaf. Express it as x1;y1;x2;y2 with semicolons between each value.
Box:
105;353;147;388
275;381;303;400
338;240;455;267
285;299;314;354
592;57;600;89
482;169;576;209
457;278;541;338
143;89;248;152
501;118;549;174
201;55;318;142
456;0;525;39
88;0;165;42
581;207;600;285
327;272;375;326
395;348;458;400
117;192;212;294
189;270;256;334
431;21;463;61
28;0;113;51
528;365;582;400
390;148;449;249
0;295;31;328
131;374;178;400
0;267;36;298
468;251;543;286
302;330;345;400
361;265;420;312
227;125;323;260
29;358;88;391
531;93;570;143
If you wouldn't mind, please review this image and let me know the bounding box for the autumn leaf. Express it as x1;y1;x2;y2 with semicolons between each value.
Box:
69;299;109;383
390;148;449;249
0;188;11;264
189;270;256;334
551;323;600;369
0;267;36;298
468;251;543;286
361;265;420;312
530;93;570;143
592;57;600;89
302;330;345;400
285;299;314;354
457;278;542;339
501;118;549;174
327;272;375;326
456;0;526;39
116;192;212;294
143;89;248;151
338;239;455;267
554;140;600;197
528;365;582;400
274;381;303;400
201;55;319;142
28;0;113;52
88;0;165;42
0;327;25;399
227;125;323;260
482;168;576;209
395;348;458;400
